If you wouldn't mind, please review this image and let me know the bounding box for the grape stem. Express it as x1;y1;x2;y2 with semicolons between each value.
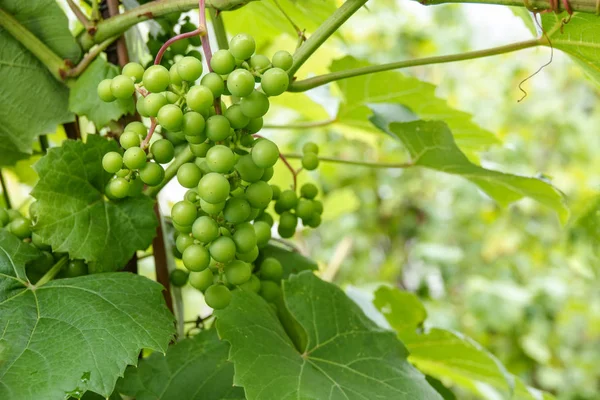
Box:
154;28;206;65
66;0;95;33
141;119;158;150
272;0;307;43
264;117;337;130
253;134;298;190
65;36;118;78
33;256;69;288
282;154;414;169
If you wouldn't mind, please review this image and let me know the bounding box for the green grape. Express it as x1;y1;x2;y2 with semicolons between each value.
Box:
232;225;257;254
143;93;168;117
176;233;195;253
123;147;147;169
223;197;251;224
143;65;170;93
250;55;271;71
240;90;270;119
177;163;202;188
224;104;250;129
116;169;130;178
65;259;88;278
192;215;219;243
272;50;293;70
169;38;189;55
188;269;213;291
226;69;255;97
295;198;314;220
239;274;261;293
171;200;198;226
157;104;184;132
245;181;273;209
189;142;211;157
186;135;204;144
169;64;183;87
195;159;212;175
182;244;210;271
150;139;174;164
98;79;115;102
302;142;319;155
205;115;231;142
271;185;281;200
102;152;123;174
198;172;230;204
6;209;21;221
279;211;297;230
246;117;263;134
165;91;181;104
259;280;282;302
185;189;199;203
187;85;215;112
277;225;295;238
277;190;298;211
125;121;147;136
173;222;193;234
201;73;225;97
177;56;203;81
300;183;318;199
312;200;323;214
240;134;255;148
206;145;235;173
0;208;9;227
31;232;51;251
128;176;144;197
204;284;231;309
305;212;321;228
9;217;31;239
255;211;274;226
199;199;224;216
122;62;144;83
136;95;150;117
260;167;274;182
111;75;135;99
170;269;189;287
229;33;256;60
210;50;236;75
253;221;271;247
260;68;289;96
209;236;236;263
260;258;283;282
182;112;206;138
235;154;264;183
107;178;130;199
236;246;259;263
119;131;141;150
140;162;165;186
225;260;252;285
251;139;279;168
302;152;319;170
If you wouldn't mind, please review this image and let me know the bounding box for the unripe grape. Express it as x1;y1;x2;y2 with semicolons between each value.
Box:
251;139;279;168
169;37;189;55
204;284;231;309
177;163;202;188
187;85;215;112
229;33;256;60
245;181;273;209
123;147;147;170
210;50;236;75
171;200;198;226
302;142;319;155
177;56;203;81
65;259;88;278
139;162;165;186
189;142;211;158
98;79;115;102
206;145;235;174
260;167;274;182
192;216;219;243
259;280;282;302
186;50;203;61
277;190;298;211
312;200;324;214
205;115;231;141
143;93;168;117
246;117;263;134
201;73;225;98
169;64;183;86
198;173;230;204
124;121;147;136
157;104;184;132
176;234;195;253
200;199;225;215
225;260;252;285
239;274;261;293
119;131;141;150
295;198;314;220
107;178;129;199
305;212;322;228
255;211;274;227
143;65;170;93
224;104;250;129
236;246;259;263
279;211;297;230
235;154;264;183
260;258;283;282
102;152;123;174
240;90;270;119
233;226;257;254
302;152;319;170
209;236;236;263
300;183;318;199
151;139;175;164
122;62;144;83
260;68;289;96
182;244;210;271
111;75;135;99
9;217;31;239
128;176;145;197
253;221;271;248
189;269;214;291
250;55;271;71
272;50;293;70
223;197;251;224
227;69;255;97
174;222;192;234
169;269;189;287
136;96;150;117
271;185;281;200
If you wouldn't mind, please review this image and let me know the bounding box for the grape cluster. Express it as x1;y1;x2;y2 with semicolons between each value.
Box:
98;32;322;309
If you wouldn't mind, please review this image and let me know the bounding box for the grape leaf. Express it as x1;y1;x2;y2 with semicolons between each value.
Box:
373;286;427;337
258;243;318;278
0;230;174;400
216;271;442;400
31;135;158;272
332;56;500;156
116;329;244;400
0;0;80;166
370;115;569;223
69;57;135;129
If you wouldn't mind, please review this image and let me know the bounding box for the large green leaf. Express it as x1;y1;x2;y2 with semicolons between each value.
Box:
31;136;158;272
216;271;442;400
117;329;243;400
69;57;135;129
0;230;174;399
371;116;569;223
0;0;80;166
332;56;500;156
258;243;318;278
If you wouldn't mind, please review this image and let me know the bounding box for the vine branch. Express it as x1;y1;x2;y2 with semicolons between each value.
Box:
282;154;413;169
416;0;600;13
65;36;118;78
264;118;337;129
144;146;195;197
66;0;95;33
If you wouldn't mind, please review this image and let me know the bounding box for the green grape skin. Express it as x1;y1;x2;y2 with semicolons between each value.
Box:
229;33;256;60
182;112;206;138
279;211;297;230
192;216;219;243
259;280;282;302
251;139;279;168
169;269;189;287
107;178;130;199
302;142;319;155
122;62;145;83
236;246;259;263
102;152;123;174
177;56;203;81
260;167;274;182
304;212;321;228
176;233;195;253
28;201;39;221
128;176;144;197
226;69;255;97
255;211;274;227
165;91;181;104
157;104;184;132
143;93;168;117
6;209;21;222
277;190;298;211
171;200;198;226
302;152;319;170
260;68;289;96
198;173;230;204
182;244;210;271
200;199;225;215
206;145;235;173
240;134;255;148
235;154;264;183
245;181;273;209
125;121;147;136
186;135;204;144
272;50;293;70
240;90;270;119
300;183;318;200
169;37;189;55
210;50;236;75
312;200;324;214
9;217;31;239
295;199;314;220
239;274;261;293
195;159;212;175
271;185;281;200
119;131;141;150
31;232;51;251
186;50;203;62
204;284;232;309
116;169;129;178
260;258;283;282
224;104;250;129
169;64;183;87
110;75;135;99
246;207;260;222
201;73;225;98
253;221;271;248
64;259;88;278
185;189;199;203
173;222;193;234
150;139;174;164
233;225;257;254
189;142;212;157
177;163;202;188
123;147;147;170
223;197;251;224
245;117;263;134
209;236;236;263
277;225;295;239
98;79;116;102
205;115;231;142
225;260;252;285
143;65;170;93
136;95;150;117
250;55;271;72
140;162;165;186
189;269;214;291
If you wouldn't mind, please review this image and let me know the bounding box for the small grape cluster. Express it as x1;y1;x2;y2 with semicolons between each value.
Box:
97;33;322;309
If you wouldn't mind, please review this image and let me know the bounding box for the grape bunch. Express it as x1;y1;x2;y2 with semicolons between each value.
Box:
98;33;322;309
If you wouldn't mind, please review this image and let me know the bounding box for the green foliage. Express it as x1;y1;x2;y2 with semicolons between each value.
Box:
257;244;318;277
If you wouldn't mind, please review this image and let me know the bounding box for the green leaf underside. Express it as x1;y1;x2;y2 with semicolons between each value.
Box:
332;56;500;156
216;272;442;400
371;116;568;223
0;230;174;400
259;244;318;278
31;136;158;272
69;57;135;128
117;329;243;400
